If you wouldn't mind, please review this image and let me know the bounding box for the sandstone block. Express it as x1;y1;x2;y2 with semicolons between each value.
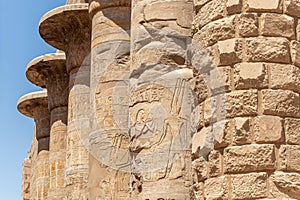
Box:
192;156;208;182
291;40;300;67
285;118;300;145
246;37;290;63
269;172;300;199
226;90;258;118
204;176;229;200
234;63;268;89
214;120;232;149
254;116;283;143
284;0;300;18
208;150;222;177
192;182;204;200
238;13;259;37
279;145;300;172
144;1;193;28
218;38;242;66
193;0;225;29
194;0;211;10
226;0;242;14
245;0;282;13
233;117;252;145
231;172;268;199
203;95;227;125
194;16;235;47
261;13;295;40
269;64;300;93
224;144;276;173
262;89;300;118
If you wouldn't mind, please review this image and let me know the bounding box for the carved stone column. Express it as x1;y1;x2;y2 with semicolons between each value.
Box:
18;91;50;200
26;52;69;199
39;4;91;199
88;1;131;199
130;0;194;199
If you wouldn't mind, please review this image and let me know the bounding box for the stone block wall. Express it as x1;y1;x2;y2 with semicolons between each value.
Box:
192;0;300;199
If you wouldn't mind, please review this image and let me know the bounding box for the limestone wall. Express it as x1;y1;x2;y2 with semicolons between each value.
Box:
192;0;300;199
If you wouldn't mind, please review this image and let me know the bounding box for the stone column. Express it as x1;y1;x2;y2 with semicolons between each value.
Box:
88;1;131;199
192;0;300;199
39;4;91;199
17;91;50;200
129;0;194;199
22;158;31;200
26;52;69;199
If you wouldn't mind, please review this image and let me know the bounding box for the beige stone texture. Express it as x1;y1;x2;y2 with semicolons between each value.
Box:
291;40;300;67
254;116;283;143
279;145;300;172
231;172;268;199
245;0;282;13
217;38;242;66
224;144;276;173
232;117;252;145
204;176;229;200
238;13;259;37
226;90;258;118
262;89;300;117
193;0;225;29
234;63;268;89
269;63;300;93
284;0;300;18
193;156;208;182
285;118;300;145
226;0;242;14
261;13;295;40
194;16;236;47
269;172;300;199
246;37;291;63
208;150;222;177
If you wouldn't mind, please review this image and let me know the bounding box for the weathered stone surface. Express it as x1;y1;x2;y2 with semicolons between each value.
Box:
262;89;300;117
284;0;300;18
214;120;232;149
291;40;300;67
224;144;276;173
269;172;300;199
144;1;193;28
234;63;268;89
193;157;208;182
246;37;290;63
193;0;225;29
232;117;252;145
226;90;258;118
226;0;242;14
231;172;268;199
269;64;300;93
194;16;235;47
218;38;242;66
285;118;300;145
238;13;259;37
254;116;283;143
245;0;282;13
261;13;295;39
192;182;204;200
194;0;211;9
279;145;300;172
204;176;229;200
208;150;222;177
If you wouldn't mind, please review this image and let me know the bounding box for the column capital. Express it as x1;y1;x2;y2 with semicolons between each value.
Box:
26;53;69;111
39;4;91;72
89;0;131;18
17;91;50;152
